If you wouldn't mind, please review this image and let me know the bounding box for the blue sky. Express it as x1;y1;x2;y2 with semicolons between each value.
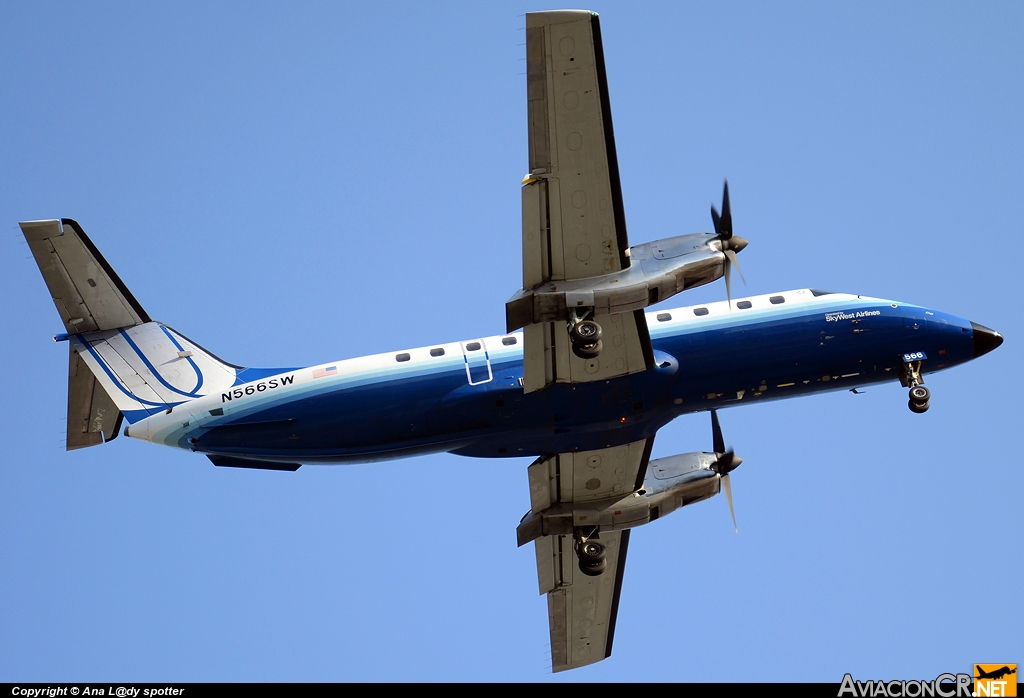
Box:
1;1;1021;682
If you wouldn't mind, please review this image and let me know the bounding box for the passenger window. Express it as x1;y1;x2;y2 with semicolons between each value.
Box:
737;301;752;309
466;342;481;351
656;313;672;322
396;353;411;362
770;295;785;305
429;348;444;357
501;336;517;346
694;307;709;316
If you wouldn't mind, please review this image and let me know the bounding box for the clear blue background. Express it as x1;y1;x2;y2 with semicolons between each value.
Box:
2;1;1021;682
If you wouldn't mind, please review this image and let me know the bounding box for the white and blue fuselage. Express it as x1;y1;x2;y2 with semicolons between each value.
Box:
119;289;991;468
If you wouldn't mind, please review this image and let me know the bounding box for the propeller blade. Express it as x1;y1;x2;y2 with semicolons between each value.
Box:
722;473;738;533
725;249;746;286
711;409;725;454
711;205;722;237
724;256;732;310
720;179;732;239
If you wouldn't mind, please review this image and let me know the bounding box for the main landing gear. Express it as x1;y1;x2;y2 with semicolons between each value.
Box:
902;360;930;414
568;310;602;360
574;528;607;576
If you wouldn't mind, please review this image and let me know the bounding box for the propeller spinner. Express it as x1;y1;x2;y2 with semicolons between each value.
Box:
710;179;749;308
710;409;743;532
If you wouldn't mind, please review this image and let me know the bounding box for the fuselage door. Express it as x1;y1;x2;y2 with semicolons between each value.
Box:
461;340;493;386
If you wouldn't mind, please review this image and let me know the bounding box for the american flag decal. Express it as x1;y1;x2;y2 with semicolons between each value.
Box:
312;365;337;379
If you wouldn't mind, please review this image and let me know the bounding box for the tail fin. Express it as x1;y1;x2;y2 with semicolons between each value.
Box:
21;219;241;445
70;323;240;424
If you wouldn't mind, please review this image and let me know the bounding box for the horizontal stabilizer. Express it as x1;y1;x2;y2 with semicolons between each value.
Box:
20;218;149;334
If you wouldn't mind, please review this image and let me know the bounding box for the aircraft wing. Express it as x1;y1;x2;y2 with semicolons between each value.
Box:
524;438;653;672
522;10;628;286
534;529;630;672
519;10;654;393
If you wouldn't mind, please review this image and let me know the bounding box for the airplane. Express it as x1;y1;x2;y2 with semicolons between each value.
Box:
19;10;1003;673
976;666;1017;681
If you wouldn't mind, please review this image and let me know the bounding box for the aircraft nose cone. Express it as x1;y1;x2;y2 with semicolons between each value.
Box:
729;236;749;253
971;321;1003;358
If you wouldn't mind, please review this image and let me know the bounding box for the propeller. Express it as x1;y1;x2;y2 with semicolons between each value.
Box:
710;179;749;309
710;409;743;532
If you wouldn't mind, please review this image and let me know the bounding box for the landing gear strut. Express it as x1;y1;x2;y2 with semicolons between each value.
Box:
901;360;930;413
574;528;607;576
568;309;602;360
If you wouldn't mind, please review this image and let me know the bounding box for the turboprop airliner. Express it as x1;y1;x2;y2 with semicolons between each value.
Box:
21;10;1002;673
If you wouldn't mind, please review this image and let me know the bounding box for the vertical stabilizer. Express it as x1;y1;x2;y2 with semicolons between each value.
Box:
70;323;239;423
21;219;241;442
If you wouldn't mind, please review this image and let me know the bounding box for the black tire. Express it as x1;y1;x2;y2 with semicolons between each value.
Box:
909;399;930;414
579;559;607;577
570;320;602;344
577;540;606;564
572;339;603;359
909;385;930;403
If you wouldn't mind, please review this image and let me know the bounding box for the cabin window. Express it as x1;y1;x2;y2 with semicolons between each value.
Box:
770;295;785;305
694;307;709;316
429;348;445;357
501;336;517;346
465;342;481;351
395;352;411;362
656;313;672;322
736;301;752;309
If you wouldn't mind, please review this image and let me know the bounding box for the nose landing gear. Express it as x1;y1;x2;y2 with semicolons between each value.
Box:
909;385;930;413
574;528;607;576
901;360;930;413
568;310;603;360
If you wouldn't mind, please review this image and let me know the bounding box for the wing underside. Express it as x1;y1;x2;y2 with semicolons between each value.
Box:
521;10;653;393
535;529;630;672
525;438;653;672
523;10;628;287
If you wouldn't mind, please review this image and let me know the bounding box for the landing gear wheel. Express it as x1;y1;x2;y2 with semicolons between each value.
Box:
571;339;603;359
579;559;607;577
909;399;930;414
570;320;602;344
577;540;607;564
909;386;930;403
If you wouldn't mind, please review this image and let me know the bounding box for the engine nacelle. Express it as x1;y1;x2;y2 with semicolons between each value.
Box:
505;233;725;332
516;451;723;546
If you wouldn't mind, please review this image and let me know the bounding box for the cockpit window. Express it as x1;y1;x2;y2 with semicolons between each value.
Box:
809;289;836;297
